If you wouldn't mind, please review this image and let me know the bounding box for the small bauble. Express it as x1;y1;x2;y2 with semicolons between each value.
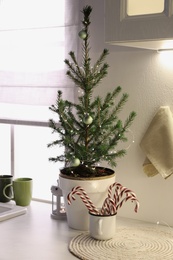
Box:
83;115;93;125
78;30;87;39
72;158;80;166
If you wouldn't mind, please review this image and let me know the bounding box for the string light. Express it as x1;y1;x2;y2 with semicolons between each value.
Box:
125;129;135;150
78;89;84;96
156;220;173;231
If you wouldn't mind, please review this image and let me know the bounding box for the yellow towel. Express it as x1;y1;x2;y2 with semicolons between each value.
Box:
140;106;173;179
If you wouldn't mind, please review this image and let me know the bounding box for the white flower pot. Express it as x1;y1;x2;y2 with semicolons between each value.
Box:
59;170;115;231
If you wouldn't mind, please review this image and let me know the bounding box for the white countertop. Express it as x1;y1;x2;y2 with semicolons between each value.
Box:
0;201;79;260
0;201;171;260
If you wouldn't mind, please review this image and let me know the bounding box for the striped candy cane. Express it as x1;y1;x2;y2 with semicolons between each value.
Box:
108;182;138;204
119;187;136;199
67;186;100;215
116;195;139;213
108;182;122;198
101;197;117;215
108;182;123;205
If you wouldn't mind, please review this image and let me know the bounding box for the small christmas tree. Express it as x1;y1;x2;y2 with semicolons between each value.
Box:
48;6;136;178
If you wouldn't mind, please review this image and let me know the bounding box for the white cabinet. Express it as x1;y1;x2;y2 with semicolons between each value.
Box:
105;0;173;50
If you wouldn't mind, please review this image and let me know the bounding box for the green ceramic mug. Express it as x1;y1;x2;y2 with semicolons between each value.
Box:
0;175;13;202
3;177;33;206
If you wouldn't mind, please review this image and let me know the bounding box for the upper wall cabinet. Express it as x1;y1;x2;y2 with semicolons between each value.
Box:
105;0;173;50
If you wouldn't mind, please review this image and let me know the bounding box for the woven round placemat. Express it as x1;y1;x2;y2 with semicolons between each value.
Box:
69;226;173;260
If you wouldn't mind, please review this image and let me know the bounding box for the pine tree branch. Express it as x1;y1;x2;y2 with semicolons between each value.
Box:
123;111;137;129
49;155;65;162
68;51;84;79
92;49;109;74
64;56;84;84
91;63;109;88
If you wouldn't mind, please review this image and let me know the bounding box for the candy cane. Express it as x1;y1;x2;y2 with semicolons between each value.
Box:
134;200;140;213
108;182;122;198
101;197;110;215
119;187;136;199
108;198;117;215
67;186;100;214
101;198;109;215
101;197;117;215
67;186;90;204
68;192;99;215
77;194;100;214
116;195;139;213
108;182;123;206
69;186;94;203
108;182;138;205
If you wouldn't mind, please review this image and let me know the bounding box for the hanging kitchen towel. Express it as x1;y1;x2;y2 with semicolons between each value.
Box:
140;106;173;179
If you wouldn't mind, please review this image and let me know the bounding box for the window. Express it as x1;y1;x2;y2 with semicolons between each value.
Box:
0;103;64;201
126;0;165;16
0;0;79;201
0;0;66;72
14;125;64;201
0;124;11;173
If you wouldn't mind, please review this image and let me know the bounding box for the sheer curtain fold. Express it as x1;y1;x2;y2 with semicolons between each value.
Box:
0;0;79;106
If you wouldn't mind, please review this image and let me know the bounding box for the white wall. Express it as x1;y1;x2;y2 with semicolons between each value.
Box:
80;0;173;226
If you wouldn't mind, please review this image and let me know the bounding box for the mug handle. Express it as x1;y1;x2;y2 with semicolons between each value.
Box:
3;184;14;200
98;219;103;236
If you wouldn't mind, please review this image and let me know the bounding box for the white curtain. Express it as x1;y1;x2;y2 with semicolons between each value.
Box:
0;0;79;106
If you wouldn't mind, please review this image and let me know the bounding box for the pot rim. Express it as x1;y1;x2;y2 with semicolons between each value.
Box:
59;166;115;181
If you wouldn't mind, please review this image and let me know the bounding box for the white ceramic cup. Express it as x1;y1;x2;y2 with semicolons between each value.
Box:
89;211;116;240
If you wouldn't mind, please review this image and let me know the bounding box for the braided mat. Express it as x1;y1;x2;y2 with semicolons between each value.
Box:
69;226;173;260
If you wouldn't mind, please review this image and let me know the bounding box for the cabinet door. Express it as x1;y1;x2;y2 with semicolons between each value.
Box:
105;0;173;50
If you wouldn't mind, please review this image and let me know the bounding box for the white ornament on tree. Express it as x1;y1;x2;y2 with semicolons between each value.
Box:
78;30;87;39
83;115;93;125
72;158;80;166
